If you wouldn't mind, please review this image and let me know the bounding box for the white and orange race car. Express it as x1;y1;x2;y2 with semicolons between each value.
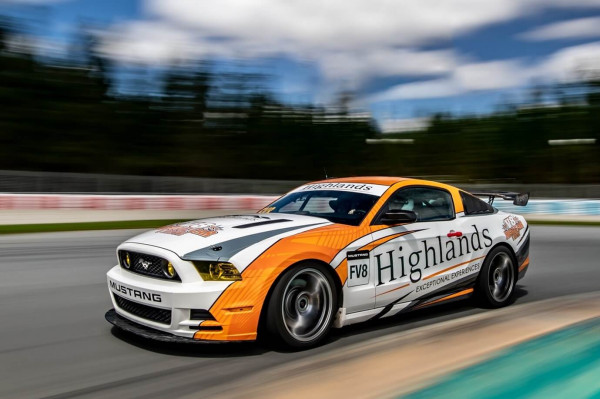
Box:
105;177;530;348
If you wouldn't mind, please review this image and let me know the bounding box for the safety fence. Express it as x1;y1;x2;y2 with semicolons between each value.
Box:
0;194;599;215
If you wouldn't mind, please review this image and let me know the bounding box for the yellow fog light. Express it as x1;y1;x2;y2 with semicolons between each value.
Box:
193;261;242;281
121;251;131;269
162;261;177;278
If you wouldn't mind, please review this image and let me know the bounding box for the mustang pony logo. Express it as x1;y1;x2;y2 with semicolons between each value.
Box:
502;215;524;240
156;222;223;238
137;258;151;270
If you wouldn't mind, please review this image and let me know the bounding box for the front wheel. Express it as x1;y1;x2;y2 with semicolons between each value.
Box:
476;246;516;308
265;263;338;349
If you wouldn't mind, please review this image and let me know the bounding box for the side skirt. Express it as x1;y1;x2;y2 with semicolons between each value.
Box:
336;275;477;327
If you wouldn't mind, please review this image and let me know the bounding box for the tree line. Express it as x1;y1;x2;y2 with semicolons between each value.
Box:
0;18;598;183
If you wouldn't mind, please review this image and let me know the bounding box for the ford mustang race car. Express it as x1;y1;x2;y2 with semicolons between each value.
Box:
105;177;530;348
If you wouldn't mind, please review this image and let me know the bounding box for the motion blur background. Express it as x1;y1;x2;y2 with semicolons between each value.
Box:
0;0;599;187
1;3;600;399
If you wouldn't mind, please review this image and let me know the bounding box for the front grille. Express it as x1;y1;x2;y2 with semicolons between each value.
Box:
118;250;180;281
113;293;172;325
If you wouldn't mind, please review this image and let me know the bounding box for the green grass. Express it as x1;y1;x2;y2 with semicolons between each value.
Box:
0;218;598;235
0;219;188;235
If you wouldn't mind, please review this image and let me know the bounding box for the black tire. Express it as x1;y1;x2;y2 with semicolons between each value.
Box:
476;246;517;308
265;262;338;349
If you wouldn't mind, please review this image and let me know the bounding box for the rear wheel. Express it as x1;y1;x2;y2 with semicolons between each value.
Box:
476;246;516;308
265;263;337;349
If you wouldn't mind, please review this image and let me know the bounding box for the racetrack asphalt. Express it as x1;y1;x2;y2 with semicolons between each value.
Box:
0;225;598;398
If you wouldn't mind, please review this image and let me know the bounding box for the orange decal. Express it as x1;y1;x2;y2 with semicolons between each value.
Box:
375;283;410;298
519;256;530;272
359;231;413;252
503;215;524;240
337;259;348;286
414;288;474;309
423;255;486;281
157;222;223;237
194;223;373;341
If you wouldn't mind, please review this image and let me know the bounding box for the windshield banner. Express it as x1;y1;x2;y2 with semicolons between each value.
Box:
291;182;389;196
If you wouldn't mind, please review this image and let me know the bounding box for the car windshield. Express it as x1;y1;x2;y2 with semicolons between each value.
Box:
263;190;379;226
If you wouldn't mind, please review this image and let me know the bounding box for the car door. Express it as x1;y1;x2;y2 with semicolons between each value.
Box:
371;186;465;308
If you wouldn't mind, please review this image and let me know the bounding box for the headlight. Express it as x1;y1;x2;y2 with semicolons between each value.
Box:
193;261;242;281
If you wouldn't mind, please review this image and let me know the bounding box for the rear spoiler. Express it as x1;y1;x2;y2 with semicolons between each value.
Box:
470;191;530;206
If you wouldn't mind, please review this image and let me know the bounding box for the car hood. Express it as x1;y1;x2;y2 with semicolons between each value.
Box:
123;213;331;261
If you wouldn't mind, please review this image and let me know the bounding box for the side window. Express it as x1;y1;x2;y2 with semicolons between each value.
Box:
460;191;495;215
380;187;454;222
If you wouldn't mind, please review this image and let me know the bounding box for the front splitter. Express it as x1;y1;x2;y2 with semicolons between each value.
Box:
105;309;245;344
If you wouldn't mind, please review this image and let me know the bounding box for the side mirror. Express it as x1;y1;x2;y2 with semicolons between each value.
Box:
380;210;417;225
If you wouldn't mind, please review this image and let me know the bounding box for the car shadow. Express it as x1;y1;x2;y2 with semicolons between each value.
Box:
110;285;530;356
110;326;268;357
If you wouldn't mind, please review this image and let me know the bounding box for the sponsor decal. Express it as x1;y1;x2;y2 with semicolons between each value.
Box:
109;280;162;303
258;207;275;214
302;183;374;192
156;222;223;238
374;224;492;287
415;263;480;293
293;182;389;196
502;215;524;240
347;250;370;287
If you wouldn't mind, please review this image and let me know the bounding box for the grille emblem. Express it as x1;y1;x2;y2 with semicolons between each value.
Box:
137;258;151;270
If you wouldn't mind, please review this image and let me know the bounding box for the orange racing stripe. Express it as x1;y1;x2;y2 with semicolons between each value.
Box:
423;255;486;281
519;256;530;272
375;283;410;298
358;230;415;252
414;288;474;309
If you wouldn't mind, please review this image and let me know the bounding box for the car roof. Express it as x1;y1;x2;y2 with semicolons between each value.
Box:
308;176;411;186
306;176;461;194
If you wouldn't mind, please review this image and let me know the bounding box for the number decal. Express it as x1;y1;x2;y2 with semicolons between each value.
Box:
347;250;370;287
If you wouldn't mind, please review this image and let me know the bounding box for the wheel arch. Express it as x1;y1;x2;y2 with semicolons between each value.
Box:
256;258;343;340
486;242;519;274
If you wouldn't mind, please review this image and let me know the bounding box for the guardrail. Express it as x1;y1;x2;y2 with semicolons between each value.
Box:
2;170;600;198
1;194;599;215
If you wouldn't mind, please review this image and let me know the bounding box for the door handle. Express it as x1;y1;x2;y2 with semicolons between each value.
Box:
447;230;463;237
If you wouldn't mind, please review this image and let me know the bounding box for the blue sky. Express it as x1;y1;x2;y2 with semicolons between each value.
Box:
2;0;600;128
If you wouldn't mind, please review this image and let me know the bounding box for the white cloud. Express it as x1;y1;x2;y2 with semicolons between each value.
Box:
319;49;462;82
540;41;600;79
93;0;600;104
95;22;204;66
369;41;600;102
100;0;600;66
519;17;600;41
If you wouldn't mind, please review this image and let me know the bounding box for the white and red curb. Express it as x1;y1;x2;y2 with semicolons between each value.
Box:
1;194;599;215
0;194;278;211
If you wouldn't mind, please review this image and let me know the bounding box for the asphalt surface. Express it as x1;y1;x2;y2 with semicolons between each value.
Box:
0;225;598;398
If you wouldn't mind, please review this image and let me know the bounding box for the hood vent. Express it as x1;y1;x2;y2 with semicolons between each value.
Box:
233;219;291;229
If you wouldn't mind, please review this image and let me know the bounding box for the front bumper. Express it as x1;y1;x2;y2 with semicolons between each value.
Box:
107;262;232;340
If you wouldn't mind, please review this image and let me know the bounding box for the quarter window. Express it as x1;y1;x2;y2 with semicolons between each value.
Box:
460;191;495;215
